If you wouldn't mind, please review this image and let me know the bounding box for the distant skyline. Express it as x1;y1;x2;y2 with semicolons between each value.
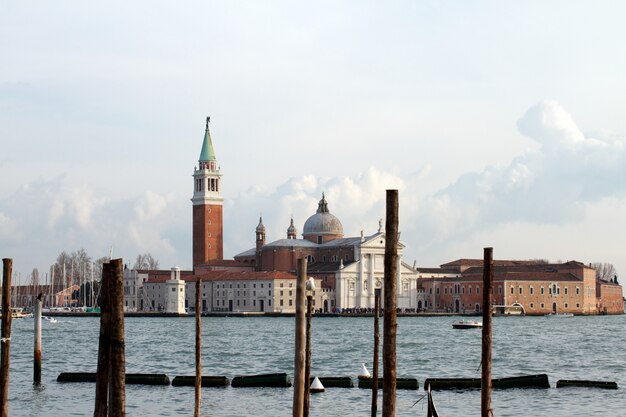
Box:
2;2;626;283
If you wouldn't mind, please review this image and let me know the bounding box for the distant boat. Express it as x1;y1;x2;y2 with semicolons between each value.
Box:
43;316;58;324
452;320;482;329
545;313;574;318
492;303;525;316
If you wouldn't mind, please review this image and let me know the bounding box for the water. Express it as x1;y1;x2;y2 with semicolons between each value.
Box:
4;315;625;416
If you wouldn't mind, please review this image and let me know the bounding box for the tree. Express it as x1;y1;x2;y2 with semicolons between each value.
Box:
591;262;617;281
133;253;159;270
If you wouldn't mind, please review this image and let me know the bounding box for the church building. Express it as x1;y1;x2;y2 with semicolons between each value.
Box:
234;194;420;311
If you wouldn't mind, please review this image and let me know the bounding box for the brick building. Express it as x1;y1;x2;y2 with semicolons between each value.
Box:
416;259;624;315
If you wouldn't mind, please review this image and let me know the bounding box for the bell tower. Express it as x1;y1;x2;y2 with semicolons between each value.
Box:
192;117;223;266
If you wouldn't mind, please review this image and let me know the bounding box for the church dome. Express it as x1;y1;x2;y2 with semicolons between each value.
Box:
302;194;343;241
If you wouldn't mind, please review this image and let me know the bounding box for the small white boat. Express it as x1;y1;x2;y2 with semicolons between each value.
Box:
545;313;574;318
43;316;58;323
452;320;482;329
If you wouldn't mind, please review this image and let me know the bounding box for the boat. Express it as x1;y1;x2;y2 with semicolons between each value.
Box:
545;313;574;318
10;308;33;319
43;316;58;323
452;320;482;329
492;303;525;316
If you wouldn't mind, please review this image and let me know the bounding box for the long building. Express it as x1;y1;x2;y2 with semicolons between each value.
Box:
416;259;624;315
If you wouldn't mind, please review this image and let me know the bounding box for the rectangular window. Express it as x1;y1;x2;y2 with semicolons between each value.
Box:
289;299;293;306
519;287;523;295
511;287;514;295
476;287;480;294
469;287;472;294
541;287;544;295
564;287;568;295
530;287;534;295
280;299;284;306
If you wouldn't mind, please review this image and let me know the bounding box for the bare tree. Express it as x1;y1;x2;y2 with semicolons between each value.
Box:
591;262;617;281
133;253;159;270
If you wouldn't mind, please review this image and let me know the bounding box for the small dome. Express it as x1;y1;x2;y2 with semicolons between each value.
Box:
256;217;265;233
287;218;297;238
302;194;343;238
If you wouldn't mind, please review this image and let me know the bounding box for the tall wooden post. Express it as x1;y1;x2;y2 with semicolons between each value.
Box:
195;277;202;417
292;258;307;417
383;190;398;417
304;294;312;417
109;259;125;417
34;293;42;384
371;288;381;417
481;248;493;417
94;261;112;417
1;259;13;417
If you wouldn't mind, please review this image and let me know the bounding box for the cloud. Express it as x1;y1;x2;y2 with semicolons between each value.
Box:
0;176;189;272
3;101;625;278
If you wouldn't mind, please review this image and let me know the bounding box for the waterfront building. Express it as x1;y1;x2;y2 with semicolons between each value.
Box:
416;259;624;315
127;268;325;313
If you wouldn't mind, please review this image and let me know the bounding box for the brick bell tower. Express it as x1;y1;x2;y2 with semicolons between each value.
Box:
192;117;223;266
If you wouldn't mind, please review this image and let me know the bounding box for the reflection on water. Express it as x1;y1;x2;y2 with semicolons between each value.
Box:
5;315;625;416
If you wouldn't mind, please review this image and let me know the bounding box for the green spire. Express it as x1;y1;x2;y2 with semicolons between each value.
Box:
199;116;216;162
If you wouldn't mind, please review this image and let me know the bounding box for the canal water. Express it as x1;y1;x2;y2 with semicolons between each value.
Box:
4;314;625;416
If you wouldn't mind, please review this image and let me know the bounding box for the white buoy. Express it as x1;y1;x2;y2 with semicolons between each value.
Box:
310;376;325;393
359;363;371;378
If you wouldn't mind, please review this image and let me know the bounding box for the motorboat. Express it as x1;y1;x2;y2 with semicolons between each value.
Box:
545;313;574;318
43;316;58;323
452;320;482;329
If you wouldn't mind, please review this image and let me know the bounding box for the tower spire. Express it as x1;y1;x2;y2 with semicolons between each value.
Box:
199;116;216;163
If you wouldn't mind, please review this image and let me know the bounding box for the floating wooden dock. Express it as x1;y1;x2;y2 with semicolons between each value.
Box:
556;380;618;389
172;376;230;387
231;373;291;388
357;376;418;390
57;372;170;385
424;374;550;390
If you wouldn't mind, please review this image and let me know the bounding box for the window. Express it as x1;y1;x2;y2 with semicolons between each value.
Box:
564;287;568;295
444;287;448;294
476;287;479;294
268;290;271;296
519;287;523;295
576;287;580;295
429;288;432;294
541;287;544;295
269;283;272;288
541;303;544;308
469;286;472;294
171;288;175;292
237;300;240;307
280;299;284;306
280;291;283;296
564;303;568;308
289;299;293;306
530;303;534;308
510;287;514;295
261;284;264;288
530;287;534;295
576;303;580;308
436;288;440;295
498;286;502;295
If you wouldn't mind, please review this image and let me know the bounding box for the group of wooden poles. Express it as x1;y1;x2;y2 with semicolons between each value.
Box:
0;190;496;417
290;190;496;417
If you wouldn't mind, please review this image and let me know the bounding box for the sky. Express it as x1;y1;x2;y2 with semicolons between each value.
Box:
2;1;626;284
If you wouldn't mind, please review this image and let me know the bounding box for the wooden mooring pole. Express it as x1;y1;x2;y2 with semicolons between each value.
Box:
1;258;13;417
109;259;125;417
303;294;312;417
94;261;112;417
292;258;307;417
34;293;42;384
383;190;398;417
371;288;381;417
481;248;493;417
195;277;202;417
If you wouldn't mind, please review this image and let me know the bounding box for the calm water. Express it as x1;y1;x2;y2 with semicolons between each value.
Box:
4;314;625;416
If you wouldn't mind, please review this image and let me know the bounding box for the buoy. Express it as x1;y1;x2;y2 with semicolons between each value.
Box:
359;363;371;378
310;376;325;393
